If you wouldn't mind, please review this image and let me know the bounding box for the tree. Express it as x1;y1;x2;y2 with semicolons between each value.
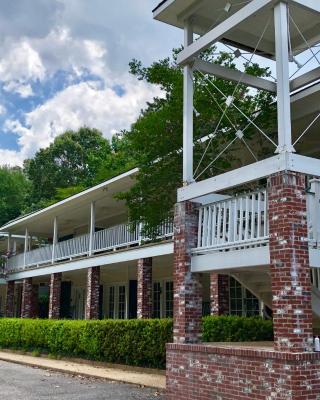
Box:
24;127;112;209
117;48;276;235
0;166;31;226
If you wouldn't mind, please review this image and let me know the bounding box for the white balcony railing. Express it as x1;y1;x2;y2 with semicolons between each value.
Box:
195;190;268;253
6;220;174;272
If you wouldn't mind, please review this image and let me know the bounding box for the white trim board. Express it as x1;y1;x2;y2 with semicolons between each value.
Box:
191;246;270;273
178;153;320;201
7;242;174;281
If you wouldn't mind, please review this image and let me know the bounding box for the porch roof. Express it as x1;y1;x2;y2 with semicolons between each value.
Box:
0;168;138;238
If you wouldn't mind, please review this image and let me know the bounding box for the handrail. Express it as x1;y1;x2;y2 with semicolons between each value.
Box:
6;220;174;272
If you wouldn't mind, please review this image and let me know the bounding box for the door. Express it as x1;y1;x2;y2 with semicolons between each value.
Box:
60;281;72;319
128;280;137;319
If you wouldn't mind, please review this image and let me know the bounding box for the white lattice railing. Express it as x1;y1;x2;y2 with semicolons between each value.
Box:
6;220;174;272
195;190;269;253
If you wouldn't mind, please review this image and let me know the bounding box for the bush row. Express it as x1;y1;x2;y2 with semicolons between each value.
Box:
0;316;273;368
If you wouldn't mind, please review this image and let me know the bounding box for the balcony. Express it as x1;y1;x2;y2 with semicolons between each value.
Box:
6;220;173;273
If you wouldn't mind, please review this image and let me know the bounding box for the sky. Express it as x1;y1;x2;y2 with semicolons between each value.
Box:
0;0;182;167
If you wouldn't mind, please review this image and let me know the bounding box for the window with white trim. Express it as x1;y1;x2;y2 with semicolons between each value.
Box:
106;284;127;319
229;277;260;317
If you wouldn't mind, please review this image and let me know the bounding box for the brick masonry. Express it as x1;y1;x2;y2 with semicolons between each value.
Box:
5;281;15;318
21;277;34;318
268;171;314;352
137;258;153;319
173;201;202;344
48;272;62;319
85;266;100;320
210;273;230;316
166;343;320;400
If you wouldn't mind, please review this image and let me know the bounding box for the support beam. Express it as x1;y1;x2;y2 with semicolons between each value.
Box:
194;58;276;92
183;20;194;184
52;217;58;264
89;201;95;256
7;233;11;256
290;66;320;92
23;228;28;268
177;0;271;65
274;2;294;153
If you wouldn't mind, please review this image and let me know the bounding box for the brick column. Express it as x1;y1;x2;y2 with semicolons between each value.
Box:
210;273;230;316
49;272;61;319
5;281;15;317
85;266;100;320
268;171;313;352
21;278;33;318
173;201;202;344
137;258;152;319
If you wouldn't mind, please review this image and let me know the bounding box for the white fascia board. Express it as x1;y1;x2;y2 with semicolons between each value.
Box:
290;67;320;92
7;242;174;280
177;0;272;65
178;154;288;201
289;154;320;177
153;0;175;18
0;168;138;232
289;0;320;13
191;246;270;273
194;59;276;93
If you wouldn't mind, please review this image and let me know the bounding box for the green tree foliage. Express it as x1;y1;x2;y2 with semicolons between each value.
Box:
116;48;276;235
0;166;30;226
24;127;112;209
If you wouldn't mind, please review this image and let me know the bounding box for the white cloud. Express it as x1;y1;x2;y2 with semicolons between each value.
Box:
4;77;163;166
0;104;6;115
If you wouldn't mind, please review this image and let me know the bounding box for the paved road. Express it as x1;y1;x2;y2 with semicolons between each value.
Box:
0;361;164;400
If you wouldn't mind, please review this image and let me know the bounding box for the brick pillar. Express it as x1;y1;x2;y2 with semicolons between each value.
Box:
210;273;230;316
21;278;33;318
85;266;100;320
173;201;202;344
137;258;152;319
268;171;313;352
49;272;61;319
5;281;15;317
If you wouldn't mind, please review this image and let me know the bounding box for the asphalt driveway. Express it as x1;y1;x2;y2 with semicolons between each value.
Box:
0;361;164;400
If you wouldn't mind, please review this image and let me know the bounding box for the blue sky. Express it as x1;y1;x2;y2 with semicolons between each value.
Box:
0;0;182;166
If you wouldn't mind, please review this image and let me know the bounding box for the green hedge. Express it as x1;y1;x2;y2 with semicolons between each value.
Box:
202;316;273;342
0;316;273;369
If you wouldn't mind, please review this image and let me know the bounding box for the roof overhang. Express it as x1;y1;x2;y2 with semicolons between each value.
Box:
0;168;138;237
153;0;320;57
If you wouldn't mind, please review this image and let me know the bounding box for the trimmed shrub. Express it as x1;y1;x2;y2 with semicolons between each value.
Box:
0;316;273;368
202;316;273;342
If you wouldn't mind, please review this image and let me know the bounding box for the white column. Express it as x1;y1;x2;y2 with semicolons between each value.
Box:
89;201;96;256
274;2;294;153
7;233;11;255
23;227;29;268
52;217;58;264
183;20;194;184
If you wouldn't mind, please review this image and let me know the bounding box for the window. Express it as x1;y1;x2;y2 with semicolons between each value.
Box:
106;284;127;319
165;281;173;318
108;286;115;319
229;277;260;317
118;285;126;319
153;282;161;318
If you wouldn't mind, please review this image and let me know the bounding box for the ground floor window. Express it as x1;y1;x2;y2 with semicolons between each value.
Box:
152;280;173;318
106;284;127;319
229;277;260;317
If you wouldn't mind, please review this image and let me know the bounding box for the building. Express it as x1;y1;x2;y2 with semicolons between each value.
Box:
0;167;262;321
153;0;320;398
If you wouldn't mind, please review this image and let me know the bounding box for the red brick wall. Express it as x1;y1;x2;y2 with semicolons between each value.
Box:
49;272;62;319
137;258;153;319
173;201;202;344
5;281;15;318
21;277;33;318
85;266;100;320
268;172;313;352
210;273;229;316
166;343;320;400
